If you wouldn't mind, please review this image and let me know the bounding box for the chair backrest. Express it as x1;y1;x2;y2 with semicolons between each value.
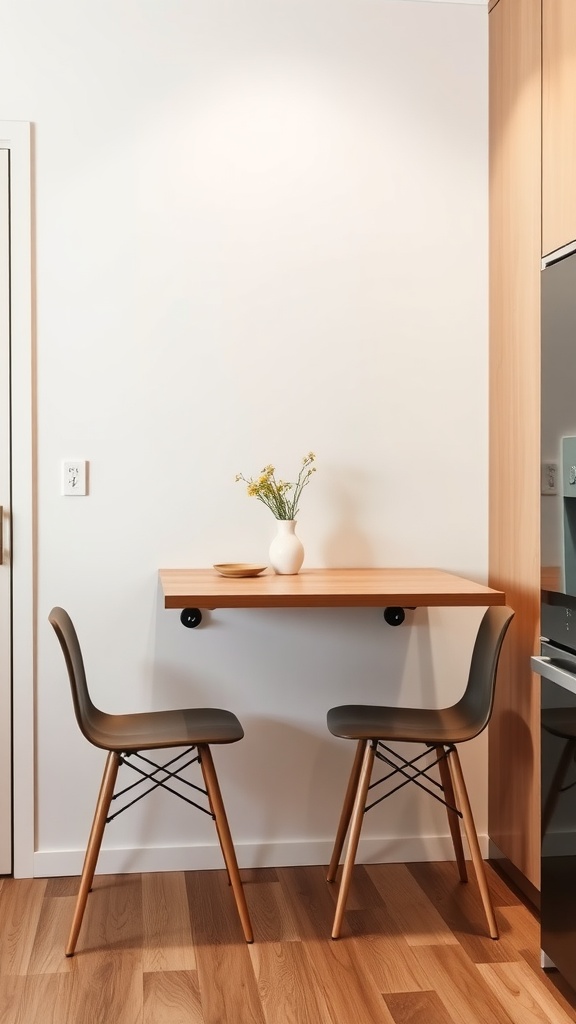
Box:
453;604;514;740
49;606;103;746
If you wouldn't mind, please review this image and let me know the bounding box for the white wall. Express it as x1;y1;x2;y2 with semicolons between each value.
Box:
0;0;489;875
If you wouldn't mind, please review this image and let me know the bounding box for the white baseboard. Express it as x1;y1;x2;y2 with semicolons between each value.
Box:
32;832;485;878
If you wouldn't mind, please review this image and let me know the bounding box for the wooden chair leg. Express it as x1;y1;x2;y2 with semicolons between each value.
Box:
201;750;231;888
66;750;120;956
327;739;367;882
331;741;375;940
198;744;254;944
447;746;498;939
436;744;467;883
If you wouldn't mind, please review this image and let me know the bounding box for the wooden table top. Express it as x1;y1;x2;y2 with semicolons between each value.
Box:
159;567;505;610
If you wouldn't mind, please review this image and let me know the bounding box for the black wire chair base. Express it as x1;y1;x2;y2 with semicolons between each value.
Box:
107;746;214;823
364;740;462;818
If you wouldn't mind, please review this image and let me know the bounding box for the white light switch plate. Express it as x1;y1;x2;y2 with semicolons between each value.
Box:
62;460;87;496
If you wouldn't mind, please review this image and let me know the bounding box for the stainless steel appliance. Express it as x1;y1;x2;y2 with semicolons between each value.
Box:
540;241;576;605
533;241;576;989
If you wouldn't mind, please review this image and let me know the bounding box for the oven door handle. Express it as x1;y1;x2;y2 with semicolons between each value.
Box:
532;656;576;693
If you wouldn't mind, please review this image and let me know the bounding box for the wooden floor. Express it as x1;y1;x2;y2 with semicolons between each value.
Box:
1;860;576;1024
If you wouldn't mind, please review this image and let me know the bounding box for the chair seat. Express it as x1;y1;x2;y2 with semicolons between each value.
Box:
86;706;244;752
328;703;479;746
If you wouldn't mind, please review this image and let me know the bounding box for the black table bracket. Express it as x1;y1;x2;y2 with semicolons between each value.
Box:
383;607;415;626
180;608;203;629
180;606;413;628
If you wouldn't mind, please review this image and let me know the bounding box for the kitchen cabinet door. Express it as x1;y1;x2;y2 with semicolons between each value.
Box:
488;0;542;892
542;0;576;257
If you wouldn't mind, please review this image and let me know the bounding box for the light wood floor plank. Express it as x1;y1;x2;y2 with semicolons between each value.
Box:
26;895;77;975
73;872;143;956
520;949;576;1023
59;952;143;1024
239;868;280;885
0;976;23;1024
497;903;540;953
142;872;196;973
327;859;387;912
407;860;521;962
415;944;521;1024
478;961;576;1024
346;907;432;993
44;876;78;898
242;879;301;943
384;990;457;1024
279;864;354;939
143;970;203;1024
249;941;333;1024
299;931;397;1024
0;972;70;1024
0;878;47;976
365;863;459;946
479;864;530;908
185;869;266;1024
280;866;398;1024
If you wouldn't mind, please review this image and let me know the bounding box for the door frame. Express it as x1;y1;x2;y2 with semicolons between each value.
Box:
0;121;33;877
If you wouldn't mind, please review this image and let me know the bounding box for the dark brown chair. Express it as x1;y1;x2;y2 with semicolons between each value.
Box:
326;604;514;940
49;606;253;955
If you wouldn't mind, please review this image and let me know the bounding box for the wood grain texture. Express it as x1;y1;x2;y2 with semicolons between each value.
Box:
159;567;505;610
365;863;459;947
141;872;196;973
478;960;576;1024
185;870;265;1024
407;860;520;964
520;948;576;1022
542;0;576;257
249;941;334;1024
143;970;203;1024
0;877;47;975
488;0;542;889
1;863;575;1023
346;909;431;994
414;944;517;1024
383;990;455;1024
27;894;78;975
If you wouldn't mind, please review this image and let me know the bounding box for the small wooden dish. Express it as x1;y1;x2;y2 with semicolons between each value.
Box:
213;563;268;578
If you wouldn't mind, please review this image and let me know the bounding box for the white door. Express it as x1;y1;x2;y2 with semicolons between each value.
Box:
0;148;12;874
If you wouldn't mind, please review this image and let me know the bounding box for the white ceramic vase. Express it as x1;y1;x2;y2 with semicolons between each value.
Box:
269;519;304;575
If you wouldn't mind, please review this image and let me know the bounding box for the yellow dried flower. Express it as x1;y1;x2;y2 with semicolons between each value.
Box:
235;452;316;520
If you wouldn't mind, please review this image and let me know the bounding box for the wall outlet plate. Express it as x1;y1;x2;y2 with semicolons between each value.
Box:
541;462;558;495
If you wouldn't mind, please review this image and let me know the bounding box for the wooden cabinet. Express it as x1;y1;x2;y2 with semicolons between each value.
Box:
542;0;576;256
488;0;542;892
489;0;576;897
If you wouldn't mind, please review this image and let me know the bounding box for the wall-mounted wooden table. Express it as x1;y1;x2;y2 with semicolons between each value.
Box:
159;568;505;622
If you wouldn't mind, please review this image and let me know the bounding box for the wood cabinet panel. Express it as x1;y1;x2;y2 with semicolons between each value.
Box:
488;0;542;888
542;0;576;256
